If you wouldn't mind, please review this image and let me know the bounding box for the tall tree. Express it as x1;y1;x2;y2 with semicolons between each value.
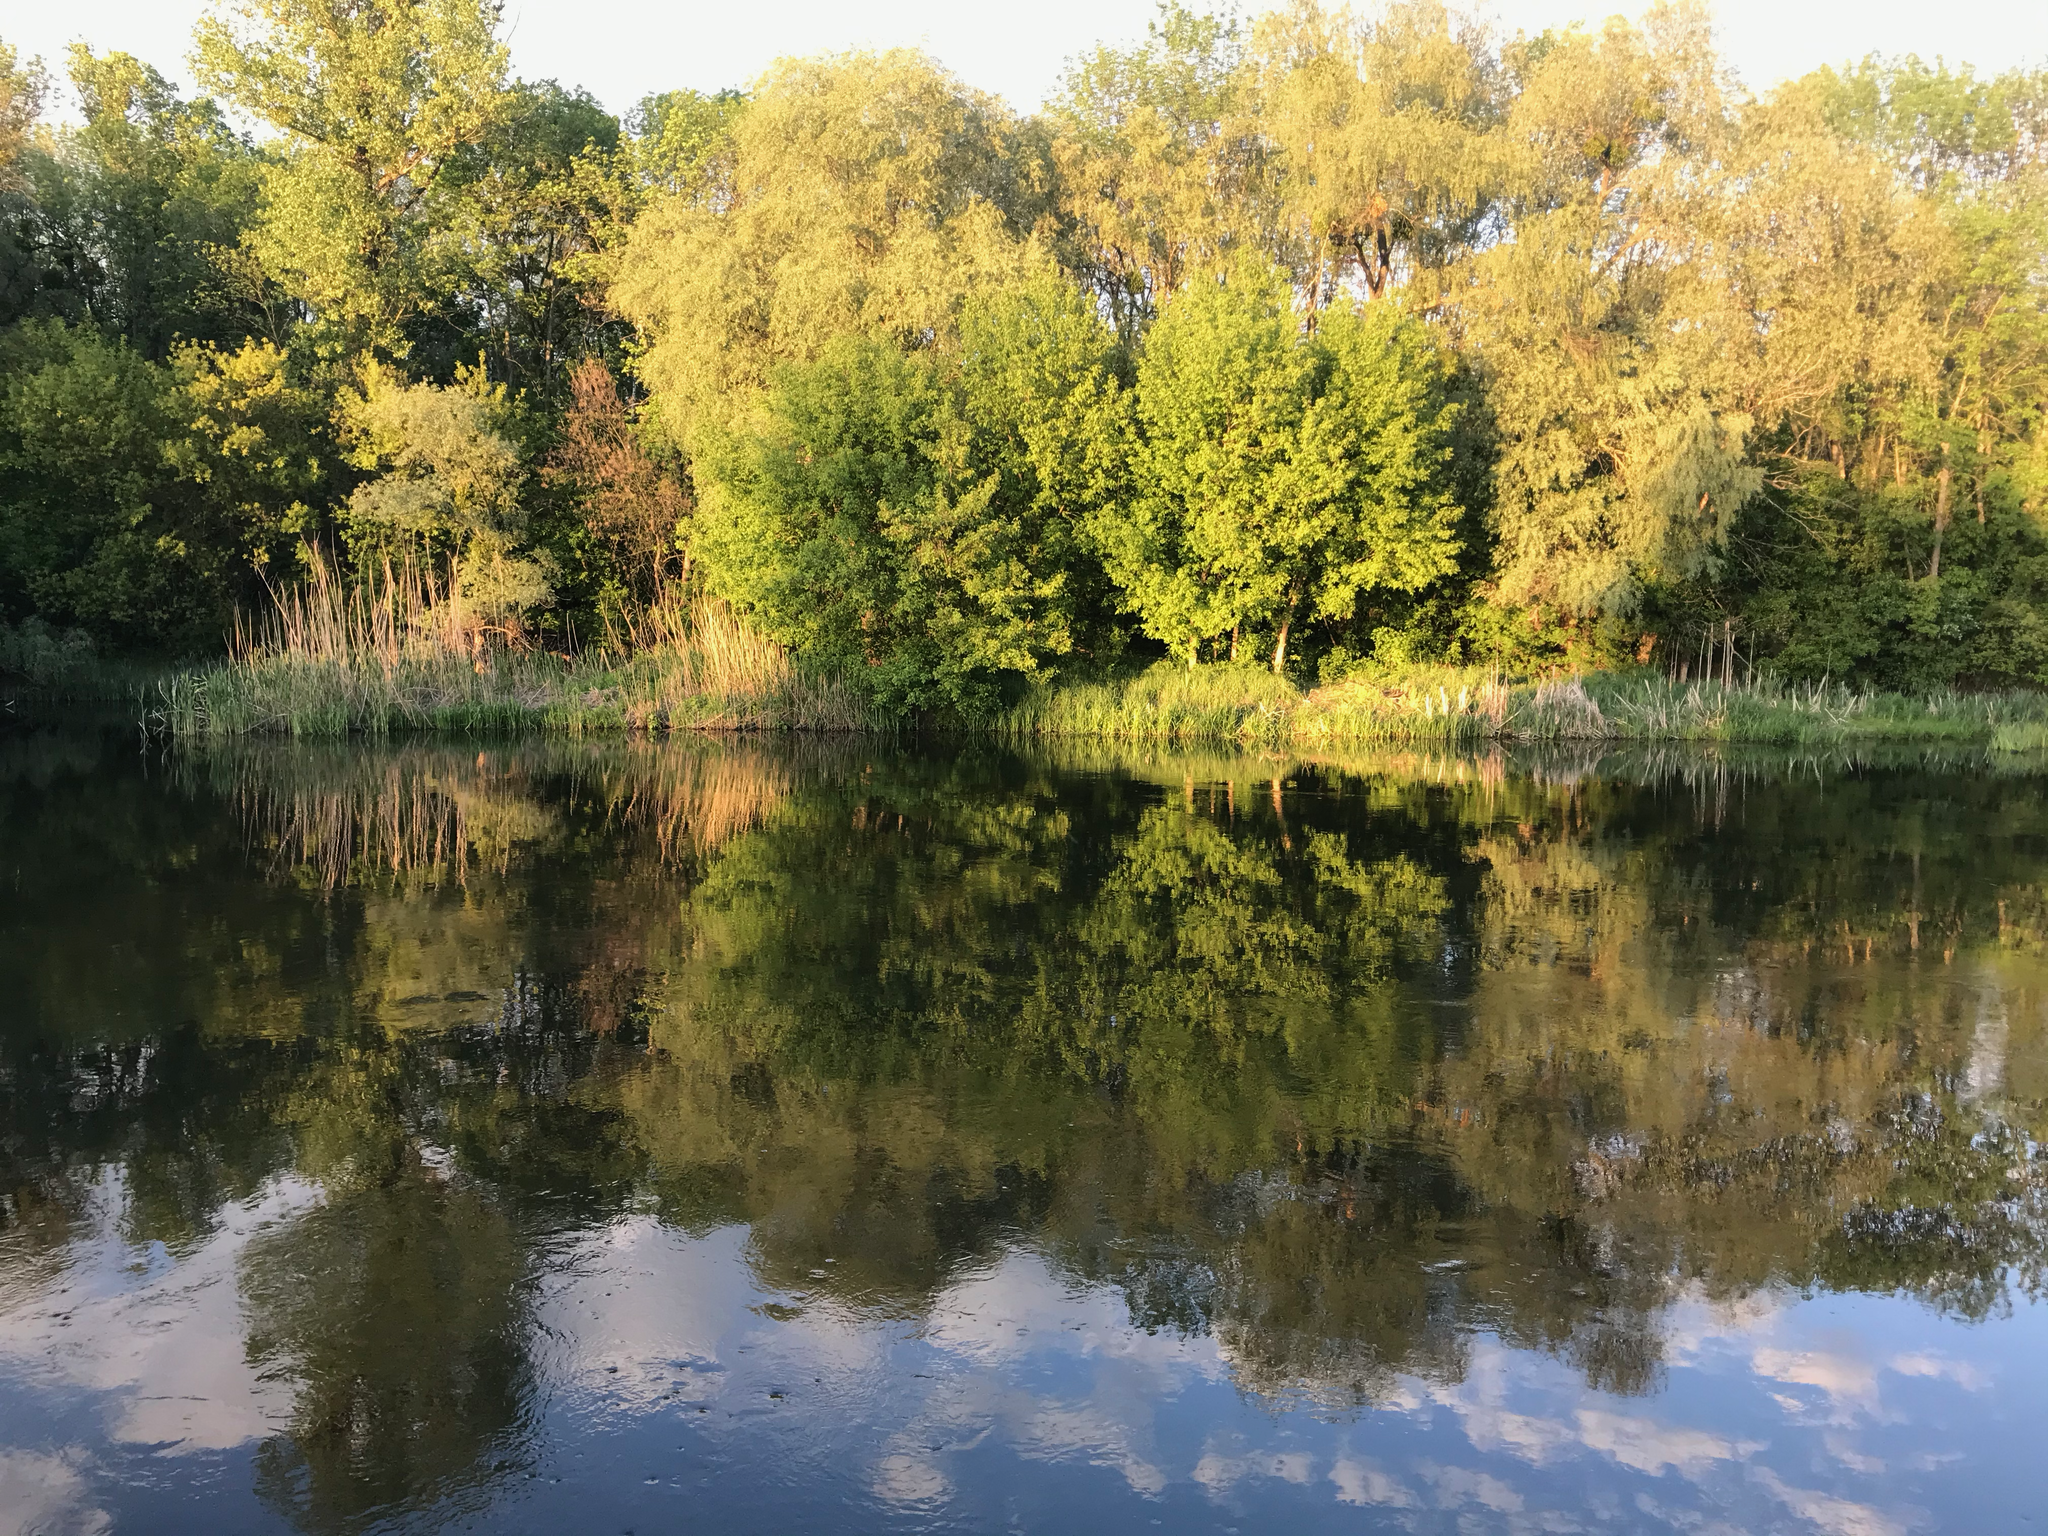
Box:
1048;4;1266;340
24;48;270;357
193;0;514;357
614;50;1035;451
1108;258;1463;669
1251;0;1501;313
1443;8;1760;618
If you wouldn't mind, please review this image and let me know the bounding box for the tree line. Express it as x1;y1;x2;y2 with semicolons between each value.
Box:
2;0;2045;709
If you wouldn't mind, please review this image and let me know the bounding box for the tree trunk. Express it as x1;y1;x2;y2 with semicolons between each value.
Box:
1932;441;1952;579
1229;622;1240;664
1722;619;1733;688
1977;425;1991;523
1271;604;1295;674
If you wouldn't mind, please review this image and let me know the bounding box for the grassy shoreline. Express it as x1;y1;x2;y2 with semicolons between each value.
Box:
20;600;2048;750
131;653;2048;750
997;664;2048;751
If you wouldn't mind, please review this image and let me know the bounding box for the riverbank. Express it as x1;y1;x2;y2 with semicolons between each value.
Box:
128;643;2048;750
23;602;2048;749
997;664;2048;750
149;632;877;736
134;593;878;737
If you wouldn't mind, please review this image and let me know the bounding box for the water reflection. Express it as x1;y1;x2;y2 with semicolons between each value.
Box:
1;732;2044;1533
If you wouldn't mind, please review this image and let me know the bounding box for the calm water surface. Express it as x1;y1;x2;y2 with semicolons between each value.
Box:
2;733;2045;1535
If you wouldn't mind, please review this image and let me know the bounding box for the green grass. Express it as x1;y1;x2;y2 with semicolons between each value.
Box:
997;662;2048;750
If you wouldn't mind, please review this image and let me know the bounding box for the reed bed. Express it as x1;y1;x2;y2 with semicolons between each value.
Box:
998;662;2048;749
155;561;875;738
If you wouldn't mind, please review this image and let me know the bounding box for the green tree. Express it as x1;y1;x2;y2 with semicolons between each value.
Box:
696;272;1125;712
433;79;626;391
0;39;57;327
1250;0;1501;312
614;49;1035;449
340;365;553;631
1107;259;1463;669
629;87;746;201
193;0;514;357
0;37;44;194
1048;3;1265;340
1444;11;1761;621
5;49;273;361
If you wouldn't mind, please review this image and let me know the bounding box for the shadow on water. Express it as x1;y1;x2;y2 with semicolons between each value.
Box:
1;727;2045;1531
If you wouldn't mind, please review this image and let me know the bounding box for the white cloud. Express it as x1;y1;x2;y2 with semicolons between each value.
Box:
0;1172;316;1453
1751;1348;1884;1422
1423;1460;1527;1512
1330;1457;1420;1508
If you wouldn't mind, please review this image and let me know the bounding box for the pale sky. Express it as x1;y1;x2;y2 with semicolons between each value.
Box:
8;1;2046;123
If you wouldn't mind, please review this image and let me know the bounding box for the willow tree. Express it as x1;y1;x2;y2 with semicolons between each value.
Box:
1251;0;1501;313
613;50;1035;450
1106;259;1463;670
194;0;515;355
1446;10;1760;618
1047;5;1268;341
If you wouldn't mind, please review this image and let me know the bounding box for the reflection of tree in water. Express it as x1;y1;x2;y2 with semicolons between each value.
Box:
240;1162;529;1532
4;732;2048;1526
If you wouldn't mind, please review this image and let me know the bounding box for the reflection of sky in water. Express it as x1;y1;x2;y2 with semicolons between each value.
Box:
3;1186;2042;1535
7;739;2048;1533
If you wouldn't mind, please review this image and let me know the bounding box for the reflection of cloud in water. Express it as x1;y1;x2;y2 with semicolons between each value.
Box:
1420;1460;1526;1513
885;1247;1210;1499
1573;1409;1760;1476
1328;1456;1421;1507
0;1172;317;1453
924;1247;1217;1375
0;1187;2015;1535
0;1450;110;1536
1752;1467;1908;1536
1191;1442;1314;1494
1752;1348;1884;1420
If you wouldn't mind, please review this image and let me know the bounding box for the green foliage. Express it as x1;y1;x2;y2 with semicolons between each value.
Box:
629;87;745;199
687;270;1127;715
193;0;516;355
1;6;2047;708
0;320;328;651
1105;258;1463;668
0;320;211;647
340;366;553;622
613;48;1036;448
696;281;1113;716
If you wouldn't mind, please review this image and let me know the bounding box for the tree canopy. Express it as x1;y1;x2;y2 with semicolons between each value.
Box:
0;1;2044;696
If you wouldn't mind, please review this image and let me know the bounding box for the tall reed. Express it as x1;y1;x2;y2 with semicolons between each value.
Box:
157;558;874;737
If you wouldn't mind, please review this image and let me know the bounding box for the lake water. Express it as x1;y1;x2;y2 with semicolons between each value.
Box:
2;731;2044;1535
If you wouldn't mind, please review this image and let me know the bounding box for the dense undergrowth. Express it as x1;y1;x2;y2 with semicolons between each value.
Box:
20;586;2048;749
